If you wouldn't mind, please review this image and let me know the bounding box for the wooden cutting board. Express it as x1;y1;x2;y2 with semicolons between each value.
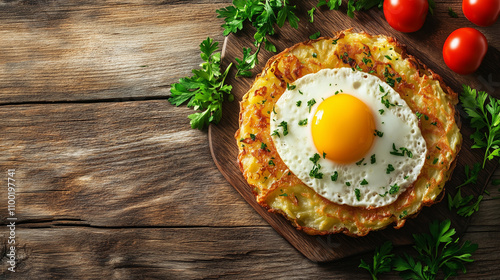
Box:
209;0;500;262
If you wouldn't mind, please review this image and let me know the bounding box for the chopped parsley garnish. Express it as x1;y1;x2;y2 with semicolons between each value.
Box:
356;65;363;71
307;98;317;112
260;142;268;150
433;158;439;164
386;164;395;174
323;152;327;159
278;121;288;136
379;109;385;115
431;121;437;126
332;38;339;44
384;55;392;60
298;119;308;126
362;57;372;65
250;133;256;141
390;143;413;158
346;182;351;186
356;158;365;166
386;77;395;87
360;179;369;185
389;184;400;194
355;189;361;201
296;100;302;107
312;52;317;58
416;112;423;119
271;129;280;138
308;7;316;22
309;153;324;179
268;160;275;166
379;84;385;93
381;92;396;108
287;83;296;90
374;130;384;137
371;154;376;164
399;210;408;218
331;171;338;182
279;192;288;197
299;90;304;95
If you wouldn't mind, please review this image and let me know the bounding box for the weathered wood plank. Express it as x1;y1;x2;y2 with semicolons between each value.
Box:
0;226;498;278
0;101;263;227
0;0;230;103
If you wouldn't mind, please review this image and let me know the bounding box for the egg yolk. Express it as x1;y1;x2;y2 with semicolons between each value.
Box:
311;94;376;164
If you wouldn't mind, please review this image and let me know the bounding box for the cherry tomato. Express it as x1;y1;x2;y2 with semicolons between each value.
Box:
383;0;429;32
462;0;500;27
443;28;488;75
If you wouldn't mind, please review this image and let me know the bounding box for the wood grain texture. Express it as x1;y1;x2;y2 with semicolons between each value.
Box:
0;0;499;278
0;101;260;227
0;0;229;103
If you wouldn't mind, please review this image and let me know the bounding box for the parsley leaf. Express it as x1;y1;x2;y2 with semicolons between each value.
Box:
393;220;478;279
309;31;321;40
448;189;483;217
460;85;500;168
318;0;342;10
457;163;481;188
359;241;394;280
448;7;459;18
355;0;384;10
309;153;324;179
235;45;261;77
169;37;233;130
308;7;316;22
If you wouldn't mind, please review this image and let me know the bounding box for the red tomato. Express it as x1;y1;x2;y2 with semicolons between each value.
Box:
462;0;500;27
383;0;429;32
443;28;488;75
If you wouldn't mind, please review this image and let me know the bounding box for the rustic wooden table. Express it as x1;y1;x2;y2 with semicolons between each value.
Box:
1;1;499;279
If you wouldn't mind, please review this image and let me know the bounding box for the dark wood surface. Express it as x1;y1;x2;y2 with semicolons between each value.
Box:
1;0;499;278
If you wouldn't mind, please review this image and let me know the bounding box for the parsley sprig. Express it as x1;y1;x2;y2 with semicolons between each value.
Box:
394;220;477;279
360;220;478;280
460;85;500;168
216;0;299;77
359;241;394;280
317;0;384;18
169;38;233;129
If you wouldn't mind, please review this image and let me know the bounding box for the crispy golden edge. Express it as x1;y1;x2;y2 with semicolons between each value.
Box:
235;30;462;236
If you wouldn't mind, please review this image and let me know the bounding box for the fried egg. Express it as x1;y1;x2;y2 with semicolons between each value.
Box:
270;68;427;208
235;30;461;236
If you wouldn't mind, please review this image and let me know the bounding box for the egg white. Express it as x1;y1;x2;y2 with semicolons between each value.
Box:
270;68;427;208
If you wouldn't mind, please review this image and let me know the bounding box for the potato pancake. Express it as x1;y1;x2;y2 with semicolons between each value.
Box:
235;30;461;236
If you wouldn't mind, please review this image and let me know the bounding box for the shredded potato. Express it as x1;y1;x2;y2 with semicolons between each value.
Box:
235;30;461;236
